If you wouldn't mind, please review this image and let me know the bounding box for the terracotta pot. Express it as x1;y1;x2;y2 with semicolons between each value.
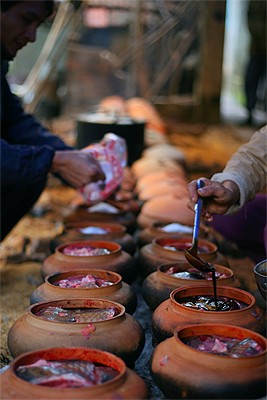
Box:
138;236;229;277
50;222;136;255
137;220;212;248
137;194;194;228
131;157;184;179
152;285;266;345
99;95;127;115
137;179;188;201
41;241;136;284
8;298;145;368
142;262;242;310
135;170;187;195
151;324;267;399
64;205;137;234
31;269;137;314
141;143;185;163
126;97;167;136
0;347;148;399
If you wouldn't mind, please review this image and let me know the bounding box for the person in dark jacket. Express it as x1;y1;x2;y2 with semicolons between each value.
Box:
1;1;104;241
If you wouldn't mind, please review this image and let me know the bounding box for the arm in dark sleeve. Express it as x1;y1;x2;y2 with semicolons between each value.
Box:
1;139;56;185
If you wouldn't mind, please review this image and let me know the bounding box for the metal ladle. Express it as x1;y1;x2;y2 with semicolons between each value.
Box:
185;179;215;272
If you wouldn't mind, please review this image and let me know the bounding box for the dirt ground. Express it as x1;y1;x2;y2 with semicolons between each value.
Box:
1;119;265;398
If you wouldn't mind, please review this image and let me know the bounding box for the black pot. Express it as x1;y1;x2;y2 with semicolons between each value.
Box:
76;114;145;166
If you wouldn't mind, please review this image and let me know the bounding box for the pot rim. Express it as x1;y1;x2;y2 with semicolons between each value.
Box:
28;297;126;325
158;262;233;280
45;269;122;289
153;235;218;254
170;285;256;313
173;323;267;361
9;346;127;392
253;259;267;278
55;240;122;258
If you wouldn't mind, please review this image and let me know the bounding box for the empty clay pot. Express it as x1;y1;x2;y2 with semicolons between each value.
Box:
50;221;136;255
138;236;229;277
30;269;137;314
137;194;194;228
8;298;145;368
137;179;188;201
41;240;136;284
135;170;187;195
0;347;148;399
151;324;267;399
152;285;266;345
131;157;184;179
142;262;242;310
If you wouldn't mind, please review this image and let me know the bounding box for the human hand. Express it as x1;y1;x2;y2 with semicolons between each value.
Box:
187;178;240;221
51;150;105;188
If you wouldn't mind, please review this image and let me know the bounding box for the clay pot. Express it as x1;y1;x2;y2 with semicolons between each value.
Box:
131;157;184;179
64;205;137;234
137;194;194;228
142;262;242;310
0;347;148;399
41;241;136;284
99;95;127;115
138;236;229;277
30;269;137;314
151;324;267;399
137;220;212;248
50;222;136;255
152;285;266;345
141;143;185;163
137;179;188;201
135;170;187;196
8;298;145;368
126;97;167;136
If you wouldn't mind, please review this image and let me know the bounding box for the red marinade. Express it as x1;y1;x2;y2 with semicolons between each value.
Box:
177;295;248;311
16;359;119;387
35;306;117;322
54;274;113;289
183;335;264;357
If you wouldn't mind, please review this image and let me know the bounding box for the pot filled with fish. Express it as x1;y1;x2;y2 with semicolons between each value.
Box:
138;236;229;277
41;240;136;284
30;269;137;314
0;347;148;399
151;323;267;399
8;298;145;367
152;285;266;345
142;261;241;311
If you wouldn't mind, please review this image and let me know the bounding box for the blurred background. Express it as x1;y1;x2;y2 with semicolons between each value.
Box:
7;0;266;126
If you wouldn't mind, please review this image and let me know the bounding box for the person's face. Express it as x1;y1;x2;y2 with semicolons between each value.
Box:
1;1;49;60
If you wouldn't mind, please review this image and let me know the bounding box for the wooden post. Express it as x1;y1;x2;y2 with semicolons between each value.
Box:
195;0;226;123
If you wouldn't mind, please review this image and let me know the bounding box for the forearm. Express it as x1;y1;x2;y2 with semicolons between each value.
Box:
212;126;267;213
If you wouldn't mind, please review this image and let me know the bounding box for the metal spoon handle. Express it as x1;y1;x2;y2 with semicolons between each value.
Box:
192;179;205;244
